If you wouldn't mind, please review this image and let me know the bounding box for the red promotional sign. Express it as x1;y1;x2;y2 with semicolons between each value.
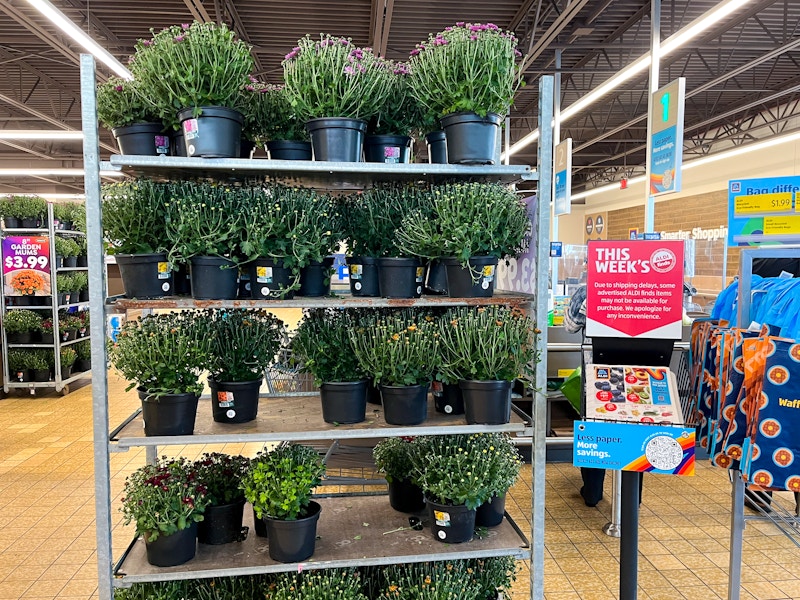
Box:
586;240;684;339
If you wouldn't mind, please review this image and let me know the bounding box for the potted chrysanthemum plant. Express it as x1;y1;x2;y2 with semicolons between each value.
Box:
283;34;394;161
408;22;522;164
130;21;254;157
96;77;169;156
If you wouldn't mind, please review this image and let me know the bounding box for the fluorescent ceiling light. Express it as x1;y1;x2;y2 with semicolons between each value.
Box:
504;0;754;159
0;130;83;140
570;128;800;200
26;0;133;80
0;168;124;177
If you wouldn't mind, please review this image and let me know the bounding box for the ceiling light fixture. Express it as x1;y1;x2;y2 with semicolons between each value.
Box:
503;0;754;159
0;168;124;177
0;130;84;140
26;0;133;80
571;129;800;201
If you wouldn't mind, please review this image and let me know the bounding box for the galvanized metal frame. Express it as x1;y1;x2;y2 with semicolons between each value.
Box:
84;56;554;599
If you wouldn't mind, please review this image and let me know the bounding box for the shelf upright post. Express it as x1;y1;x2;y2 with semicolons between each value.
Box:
531;74;554;600
80;54;113;600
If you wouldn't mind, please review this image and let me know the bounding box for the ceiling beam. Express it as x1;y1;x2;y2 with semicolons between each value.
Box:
183;0;213;22
221;0;263;72
519;0;592;71
0;140;55;160
0;91;116;153
0;2;79;67
0;48;79;104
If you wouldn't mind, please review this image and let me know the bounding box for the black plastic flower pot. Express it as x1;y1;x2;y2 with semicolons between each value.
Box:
263;501;321;563
427;498;476;543
475;492;506;528
198;498;247;545
54;255;64;269
138;389;199;436
40;332;54;344
388;477;426;513
364;135;412;163
79;290;89;303
248;257;296;299
253;506;268;537
144;522;197;567
112;122;170;156
116;253;173;299
298;257;334;297
75;359;91;373
266;140;312;161
440;111;502;165
320;380;368;424
177;106;243;158
434;382;464;416
306;117;367;162
190;256;238;300
240;139;255;159
208;378;261;424
12;369;31;382
380;383;429;425
367;378;382;405
424;259;448;295
443;256;498;298
346;256;380;297
7;331;32;344
3;217;20;229
20;218;39;228
377;257;423;299
32;369;51;383
173;261;192;295
63;256;78;268
459;379;513;425
76;255;88;268
425;130;448;164
172;131;187;157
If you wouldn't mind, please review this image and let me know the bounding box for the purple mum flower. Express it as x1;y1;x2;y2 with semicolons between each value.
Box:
174;35;185;42
409;49;420;57
181;23;190;30
456;21;465;27
114;85;124;92
249;75;258;83
344;65;355;76
141;39;153;47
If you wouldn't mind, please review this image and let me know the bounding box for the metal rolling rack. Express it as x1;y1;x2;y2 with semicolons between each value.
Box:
81;55;554;600
726;247;800;600
1;201;92;396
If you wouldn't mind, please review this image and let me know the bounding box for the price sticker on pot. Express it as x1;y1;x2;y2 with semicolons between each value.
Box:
383;146;400;163
256;266;273;283
415;267;424;282
217;391;234;408
482;265;495;280
157;262;170;279
350;264;362;280
183;118;199;140
433;510;451;527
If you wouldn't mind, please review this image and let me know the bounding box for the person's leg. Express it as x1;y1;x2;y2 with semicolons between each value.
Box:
580;467;605;507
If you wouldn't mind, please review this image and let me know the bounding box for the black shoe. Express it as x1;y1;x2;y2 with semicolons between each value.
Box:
580;486;600;507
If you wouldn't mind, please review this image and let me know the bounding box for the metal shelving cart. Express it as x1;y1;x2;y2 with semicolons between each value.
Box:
81;55;554;600
1;201;92;396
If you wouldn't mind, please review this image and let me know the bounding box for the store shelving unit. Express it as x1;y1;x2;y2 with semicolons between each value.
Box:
81;55;554;600
1;202;92;395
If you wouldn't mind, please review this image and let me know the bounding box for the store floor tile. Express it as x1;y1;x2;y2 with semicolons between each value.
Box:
0;373;798;600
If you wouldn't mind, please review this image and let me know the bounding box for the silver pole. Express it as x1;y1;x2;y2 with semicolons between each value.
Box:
644;0;661;232
603;470;622;537
531;74;554;600
81;54;113;600
551;50;561;297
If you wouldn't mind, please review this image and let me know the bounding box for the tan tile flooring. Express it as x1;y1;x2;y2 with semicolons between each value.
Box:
0;374;798;600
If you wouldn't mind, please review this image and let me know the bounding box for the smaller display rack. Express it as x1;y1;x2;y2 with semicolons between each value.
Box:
1;202;92;396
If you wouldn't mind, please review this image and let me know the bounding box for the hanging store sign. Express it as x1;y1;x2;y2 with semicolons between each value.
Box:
554;138;572;216
727;176;800;246
2;236;51;297
649;78;685;196
586;240;684;339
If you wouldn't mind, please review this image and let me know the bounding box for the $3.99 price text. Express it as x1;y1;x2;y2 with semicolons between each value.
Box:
4;255;48;270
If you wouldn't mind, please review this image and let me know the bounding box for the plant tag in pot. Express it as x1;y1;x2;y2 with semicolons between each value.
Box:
216;391;234;408
415;267;424;282
256;266;273;283
350;264;362;279
155;136;170;155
